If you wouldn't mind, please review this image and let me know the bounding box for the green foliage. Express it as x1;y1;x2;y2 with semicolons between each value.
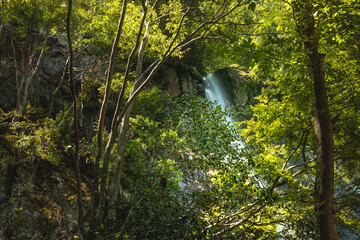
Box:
107;91;272;239
194;1;265;71
126;115;161;161
132;86;167;121
35;112;73;161
77;0;189;58
0;109;19;163
17;111;73;162
1;0;359;238
124;113;183;189
238;0;360;238
167;91;241;170
0;107;74;164
87;0;139;52
98;72;134;105
112;190;204;239
5;0;66;37
107;111;196;238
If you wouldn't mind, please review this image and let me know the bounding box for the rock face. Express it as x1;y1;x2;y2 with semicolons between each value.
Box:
0;160;90;239
0;35;205;239
212;65;263;122
152;64;204;98
0;26;208;240
0;29;105;114
42;56;66;77
0;65;17;111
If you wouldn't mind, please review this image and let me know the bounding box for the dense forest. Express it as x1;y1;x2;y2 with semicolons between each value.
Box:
0;0;359;239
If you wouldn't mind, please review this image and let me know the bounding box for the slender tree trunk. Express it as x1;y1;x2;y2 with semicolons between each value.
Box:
66;0;85;238
91;0;244;232
296;0;338;239
95;0;148;223
108;18;150;214
12;35;47;117
90;0;128;232
49;57;69;116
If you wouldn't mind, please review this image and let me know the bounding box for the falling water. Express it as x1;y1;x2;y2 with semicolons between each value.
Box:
204;74;233;123
204;73;244;148
180;73;245;192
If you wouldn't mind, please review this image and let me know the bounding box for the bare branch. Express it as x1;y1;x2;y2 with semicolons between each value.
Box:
286;158;316;171
282;124;312;170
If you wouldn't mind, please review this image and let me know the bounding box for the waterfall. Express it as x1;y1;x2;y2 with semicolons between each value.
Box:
204;73;244;149
179;73;244;192
204;74;233;123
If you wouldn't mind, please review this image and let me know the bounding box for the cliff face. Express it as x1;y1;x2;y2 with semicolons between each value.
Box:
152;63;204;98
212;65;263;122
0;32;105;114
0;29;204;239
0;160;90;239
0;34;202;113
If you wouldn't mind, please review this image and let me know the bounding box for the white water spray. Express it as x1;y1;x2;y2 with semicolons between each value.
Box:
179;73;245;191
204;74;233;123
204;73;244;149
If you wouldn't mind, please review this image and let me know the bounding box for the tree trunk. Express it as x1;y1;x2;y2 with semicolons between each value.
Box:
66;0;85;237
90;0;128;233
108;18;150;214
91;0;245;232
309;52;337;240
12;36;47;117
95;0;148;225
296;0;338;239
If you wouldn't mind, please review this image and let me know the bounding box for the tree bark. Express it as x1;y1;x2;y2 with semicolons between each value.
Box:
95;0;148;224
296;0;338;239
108;16;150;214
90;0;128;232
66;0;85;238
11;34;48;118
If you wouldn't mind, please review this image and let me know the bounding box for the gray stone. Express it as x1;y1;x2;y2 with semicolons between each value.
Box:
42;56;66;77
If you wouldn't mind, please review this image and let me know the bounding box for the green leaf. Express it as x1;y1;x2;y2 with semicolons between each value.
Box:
248;2;256;12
